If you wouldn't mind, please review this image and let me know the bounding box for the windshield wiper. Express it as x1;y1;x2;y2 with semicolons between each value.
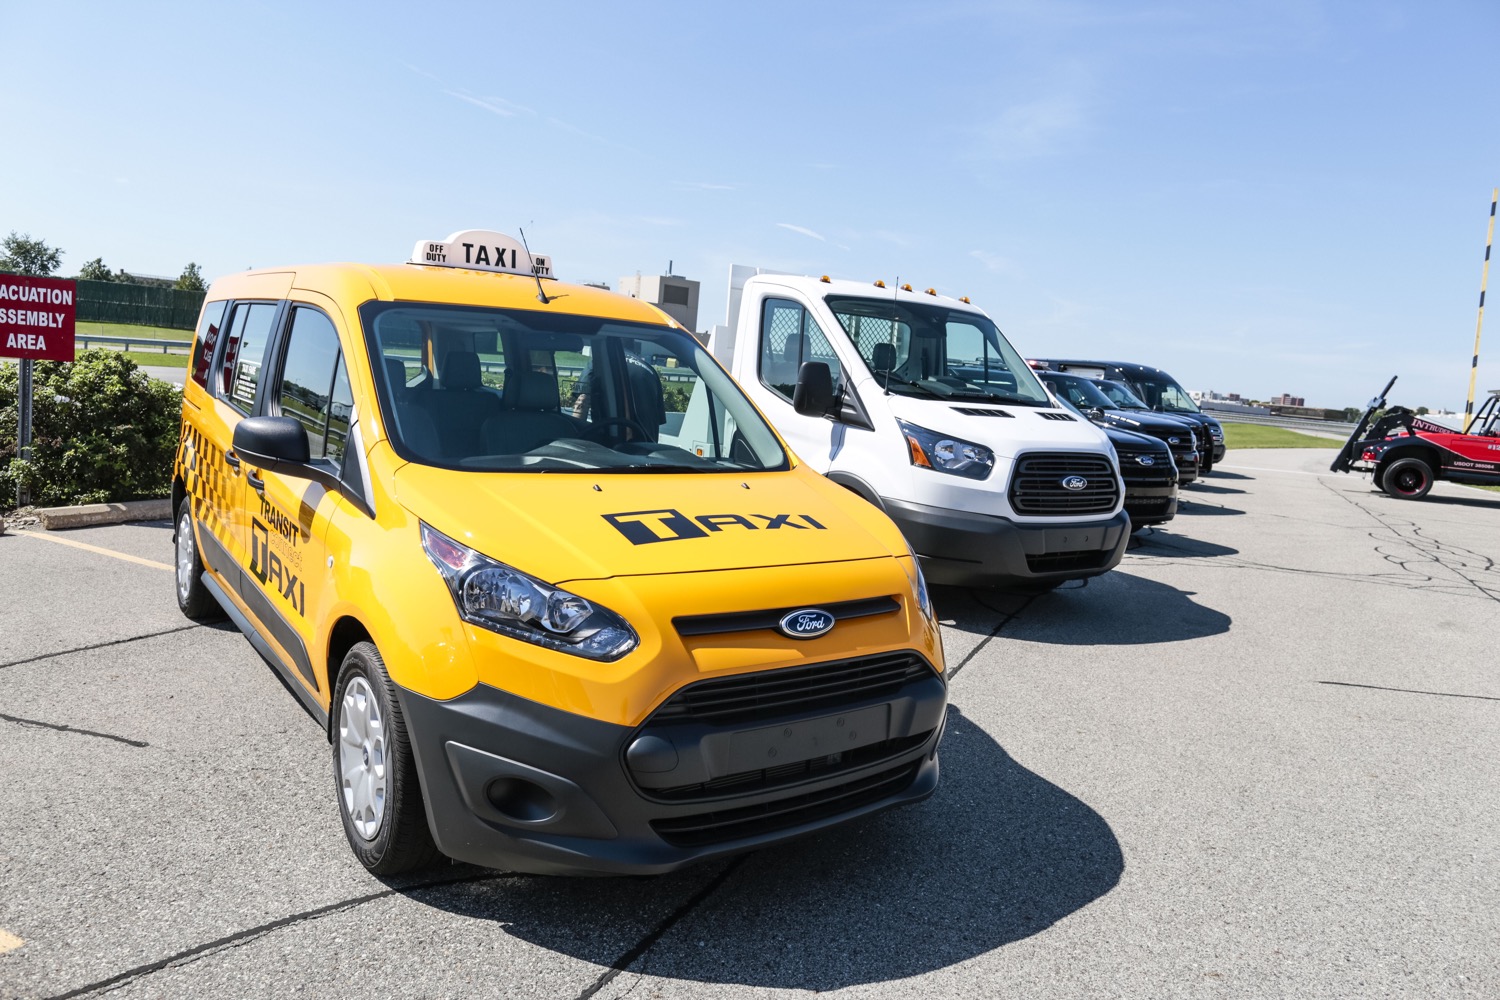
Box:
874;370;947;399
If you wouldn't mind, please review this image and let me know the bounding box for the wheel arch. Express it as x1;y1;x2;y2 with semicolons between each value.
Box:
325;615;376;740
1375;443;1441;476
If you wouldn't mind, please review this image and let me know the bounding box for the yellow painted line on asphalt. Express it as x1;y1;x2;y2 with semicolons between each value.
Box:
13;530;173;572
0;928;22;955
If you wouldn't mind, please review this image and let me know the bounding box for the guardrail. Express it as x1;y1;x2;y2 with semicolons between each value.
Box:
76;334;193;354
1216;412;1354;436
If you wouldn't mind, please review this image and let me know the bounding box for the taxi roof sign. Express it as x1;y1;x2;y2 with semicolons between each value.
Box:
410;229;553;279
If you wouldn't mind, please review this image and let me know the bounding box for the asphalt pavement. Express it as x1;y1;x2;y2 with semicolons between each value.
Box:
1;449;1496;999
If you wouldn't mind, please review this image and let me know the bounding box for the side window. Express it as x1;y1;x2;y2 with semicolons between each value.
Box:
275;307;343;460
221;302;278;414
190;301;227;390
757;297;842;401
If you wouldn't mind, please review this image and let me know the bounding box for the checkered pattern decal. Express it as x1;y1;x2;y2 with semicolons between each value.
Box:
176;421;233;545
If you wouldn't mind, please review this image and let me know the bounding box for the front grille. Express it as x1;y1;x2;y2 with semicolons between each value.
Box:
649;651;935;727
1125;495;1172;513
674;596;898;637
1009;453;1119;516
650;761;922;848
1114;448;1175;488
1025;549;1113;573
649;731;933;801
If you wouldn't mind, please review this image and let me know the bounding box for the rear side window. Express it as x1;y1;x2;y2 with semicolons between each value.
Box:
221;302;278;414
275;306;345;460
189;301;227;390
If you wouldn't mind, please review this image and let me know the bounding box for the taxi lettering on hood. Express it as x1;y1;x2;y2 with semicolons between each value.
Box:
603;509;828;545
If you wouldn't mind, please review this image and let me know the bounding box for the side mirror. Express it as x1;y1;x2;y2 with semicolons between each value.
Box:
1088;406;1105;421
792;361;835;417
233;415;311;472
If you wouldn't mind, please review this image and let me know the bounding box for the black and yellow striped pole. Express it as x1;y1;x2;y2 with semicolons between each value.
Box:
1464;188;1495;432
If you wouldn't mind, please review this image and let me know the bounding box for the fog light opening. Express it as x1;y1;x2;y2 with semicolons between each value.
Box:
486;777;560;824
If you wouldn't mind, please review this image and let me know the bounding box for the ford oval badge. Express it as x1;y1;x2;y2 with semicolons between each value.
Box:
778;608;835;639
1136;455;1155;466
1061;475;1089;491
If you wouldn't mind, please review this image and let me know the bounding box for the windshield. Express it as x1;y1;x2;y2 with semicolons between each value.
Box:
1041;372;1118;411
1133;376;1200;413
360;302;787;473
1095;379;1151;410
824;296;1050;406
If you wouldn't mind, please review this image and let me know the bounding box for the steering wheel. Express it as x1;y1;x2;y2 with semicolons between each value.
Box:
586;416;654;443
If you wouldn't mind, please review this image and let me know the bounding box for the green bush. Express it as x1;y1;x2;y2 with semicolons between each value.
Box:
0;351;181;508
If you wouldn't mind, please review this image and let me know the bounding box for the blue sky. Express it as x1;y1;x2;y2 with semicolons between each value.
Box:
4;0;1499;411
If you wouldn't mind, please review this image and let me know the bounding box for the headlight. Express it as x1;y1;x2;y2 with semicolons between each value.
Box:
897;420;994;479
904;543;935;621
1209;425;1224;441
421;522;637;661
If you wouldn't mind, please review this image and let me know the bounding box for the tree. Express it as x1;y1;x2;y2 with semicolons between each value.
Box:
175;262;206;293
0;231;62;276
1415;406;1429;415
77;257;115;282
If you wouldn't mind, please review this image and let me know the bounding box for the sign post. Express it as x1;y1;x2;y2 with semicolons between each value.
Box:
1;274;77;506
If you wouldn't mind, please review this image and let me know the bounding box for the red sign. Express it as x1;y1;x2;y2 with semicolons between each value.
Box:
1;275;76;361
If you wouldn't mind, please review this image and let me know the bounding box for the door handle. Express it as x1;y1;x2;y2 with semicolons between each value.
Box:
247;471;265;493
225;450;241;473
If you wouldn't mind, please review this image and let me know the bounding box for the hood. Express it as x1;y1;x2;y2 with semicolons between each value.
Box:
881;393;1112;460
1100;409;1196;438
392;463;902;584
1102;425;1169;452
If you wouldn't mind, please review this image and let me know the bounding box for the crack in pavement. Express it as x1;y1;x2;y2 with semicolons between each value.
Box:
0;625;203;671
1318;680;1500;702
46;870;516;999
0;712;149;748
1321;478;1500;603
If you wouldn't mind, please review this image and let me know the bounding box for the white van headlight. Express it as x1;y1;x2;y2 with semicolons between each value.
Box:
421;522;637;661
897;420;994;480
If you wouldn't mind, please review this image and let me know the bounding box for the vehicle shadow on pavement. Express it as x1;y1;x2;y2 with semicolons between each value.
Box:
1183;482;1246;495
1370;490;1500;510
938;573;1231;645
1175;498;1246;516
413;708;1122;991
1129;530;1239;559
1202;470;1252;480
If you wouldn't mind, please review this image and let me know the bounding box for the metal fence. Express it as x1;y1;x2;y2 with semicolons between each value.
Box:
77;334;193;354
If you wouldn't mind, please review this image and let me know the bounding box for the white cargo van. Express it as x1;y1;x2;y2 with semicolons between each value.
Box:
707;266;1128;587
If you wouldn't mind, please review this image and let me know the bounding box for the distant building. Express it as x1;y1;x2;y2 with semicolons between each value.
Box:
1270;393;1305;407
617;272;700;333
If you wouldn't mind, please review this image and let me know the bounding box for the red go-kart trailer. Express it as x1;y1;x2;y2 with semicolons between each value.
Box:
1331;377;1500;499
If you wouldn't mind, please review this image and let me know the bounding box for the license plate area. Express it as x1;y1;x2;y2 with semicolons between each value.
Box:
725;704;891;773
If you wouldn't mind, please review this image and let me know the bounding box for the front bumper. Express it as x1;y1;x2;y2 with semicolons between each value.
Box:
396;656;946;875
886;499;1129;587
1123;485;1178;527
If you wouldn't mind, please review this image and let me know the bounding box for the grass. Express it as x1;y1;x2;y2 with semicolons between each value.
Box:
123;351;188;369
1222;423;1346;449
75;320;192;342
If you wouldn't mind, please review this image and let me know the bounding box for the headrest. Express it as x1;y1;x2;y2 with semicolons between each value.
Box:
441;351;482;390
504;369;561;412
782;333;806;362
871;342;896;372
384;356;408;391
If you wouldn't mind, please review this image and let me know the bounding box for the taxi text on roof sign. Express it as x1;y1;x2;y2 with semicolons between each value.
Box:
410;229;553;279
0;275;76;362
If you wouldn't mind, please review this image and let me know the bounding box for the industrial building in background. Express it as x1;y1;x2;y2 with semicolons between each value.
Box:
618;269;700;338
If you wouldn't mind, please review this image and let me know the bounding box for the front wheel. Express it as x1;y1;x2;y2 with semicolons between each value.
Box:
333;642;443;875
1381;457;1434;500
174;499;224;621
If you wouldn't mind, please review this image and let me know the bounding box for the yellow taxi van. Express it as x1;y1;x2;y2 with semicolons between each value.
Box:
172;230;947;875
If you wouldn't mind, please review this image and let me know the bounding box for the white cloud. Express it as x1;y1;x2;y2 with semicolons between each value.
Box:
675;181;736;191
777;223;826;242
970;249;1015;274
445;91;533;118
977;93;1087;160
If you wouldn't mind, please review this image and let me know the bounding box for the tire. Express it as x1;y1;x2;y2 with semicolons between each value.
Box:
333;642;443;875
1381;457;1433;500
174;499;224;621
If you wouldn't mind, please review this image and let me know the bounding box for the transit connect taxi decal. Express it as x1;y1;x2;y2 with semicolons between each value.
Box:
602;509;828;545
249;495;306;616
